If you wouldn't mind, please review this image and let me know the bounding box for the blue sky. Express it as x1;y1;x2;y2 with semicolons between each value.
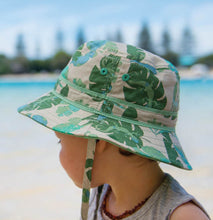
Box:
0;0;213;58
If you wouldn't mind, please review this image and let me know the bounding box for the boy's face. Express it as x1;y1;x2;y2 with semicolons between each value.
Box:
54;131;88;188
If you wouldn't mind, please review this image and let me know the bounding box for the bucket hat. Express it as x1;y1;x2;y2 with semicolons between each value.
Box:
18;40;192;219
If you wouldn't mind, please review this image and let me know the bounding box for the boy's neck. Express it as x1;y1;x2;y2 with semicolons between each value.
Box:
105;161;165;216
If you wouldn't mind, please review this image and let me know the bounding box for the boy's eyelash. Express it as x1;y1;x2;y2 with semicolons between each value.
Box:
58;140;61;144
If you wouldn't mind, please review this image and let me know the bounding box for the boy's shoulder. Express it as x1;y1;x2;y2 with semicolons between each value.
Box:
164;174;209;220
170;201;209;220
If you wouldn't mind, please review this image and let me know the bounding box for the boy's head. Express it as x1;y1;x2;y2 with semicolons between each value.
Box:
18;40;192;219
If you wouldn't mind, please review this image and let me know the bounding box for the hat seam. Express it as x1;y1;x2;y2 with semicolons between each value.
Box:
59;75;177;117
55;80;176;127
35;92;176;142
32;97;174;143
51;90;175;132
24;96;173;150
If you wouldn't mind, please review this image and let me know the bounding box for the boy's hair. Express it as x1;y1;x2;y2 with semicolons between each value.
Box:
96;139;133;156
119;148;133;156
97;139;155;158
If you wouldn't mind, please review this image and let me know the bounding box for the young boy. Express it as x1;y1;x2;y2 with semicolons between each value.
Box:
18;40;209;220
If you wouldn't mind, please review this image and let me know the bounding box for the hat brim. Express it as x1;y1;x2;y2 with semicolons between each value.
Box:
18;90;192;170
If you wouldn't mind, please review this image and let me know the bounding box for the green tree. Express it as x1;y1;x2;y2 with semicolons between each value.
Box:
35;39;41;59
180;25;195;55
161;26;179;66
138;22;154;53
29;59;52;72
162;27;171;55
115;29;123;43
11;56;30;73
56;28;64;51
0;54;12;75
16;33;25;57
76;27;85;48
196;54;213;67
51;50;71;71
162;52;179;66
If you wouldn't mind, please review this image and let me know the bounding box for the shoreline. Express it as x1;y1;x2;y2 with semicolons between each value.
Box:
0;73;59;81
0;68;213;81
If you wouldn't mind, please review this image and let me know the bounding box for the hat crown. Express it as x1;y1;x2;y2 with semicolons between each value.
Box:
55;40;180;128
18;40;192;171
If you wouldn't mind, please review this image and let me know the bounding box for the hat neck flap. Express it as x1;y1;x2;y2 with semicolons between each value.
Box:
81;139;96;220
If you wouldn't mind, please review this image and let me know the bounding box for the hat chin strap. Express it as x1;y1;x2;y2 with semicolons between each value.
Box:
81;139;96;220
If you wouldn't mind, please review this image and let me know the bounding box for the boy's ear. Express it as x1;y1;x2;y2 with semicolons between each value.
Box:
96;140;108;153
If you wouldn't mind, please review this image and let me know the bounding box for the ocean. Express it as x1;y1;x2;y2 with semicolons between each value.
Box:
0;78;212;219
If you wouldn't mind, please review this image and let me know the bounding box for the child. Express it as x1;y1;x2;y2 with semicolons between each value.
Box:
18;40;209;220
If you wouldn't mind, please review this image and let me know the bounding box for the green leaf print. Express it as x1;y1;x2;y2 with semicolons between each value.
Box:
141;146;170;163
147;119;162;126
73;78;86;88
157;66;179;120
61;65;69;78
123;62;167;110
87;40;107;50
85;158;94;169
56;105;80;117
53;118;83;133
88;54;121;114
54;79;61;90
71;44;84;65
82;188;90;203
82;115;144;149
122;107;137;119
170;82;178;120
127;45;145;62
18;93;61;112
85;158;94;181
100;100;114;114
89;54;120;95
72;51;82;64
162;133;183;167
109;121;144;149
102;41;119;53
86;170;92;182
60;84;69;97
71;41;107;66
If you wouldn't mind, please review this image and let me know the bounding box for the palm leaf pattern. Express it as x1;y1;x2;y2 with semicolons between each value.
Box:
123;62;167;110
88;54;121;114
71;41;107;66
162;133;183;167
127;45;145;62
82;115;144;149
18;93;61;112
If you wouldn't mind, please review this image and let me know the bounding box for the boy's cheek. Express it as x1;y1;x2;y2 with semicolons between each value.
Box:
59;149;67;171
59;149;84;188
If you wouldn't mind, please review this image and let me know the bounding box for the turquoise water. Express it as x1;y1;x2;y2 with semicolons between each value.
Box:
0;79;213;219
